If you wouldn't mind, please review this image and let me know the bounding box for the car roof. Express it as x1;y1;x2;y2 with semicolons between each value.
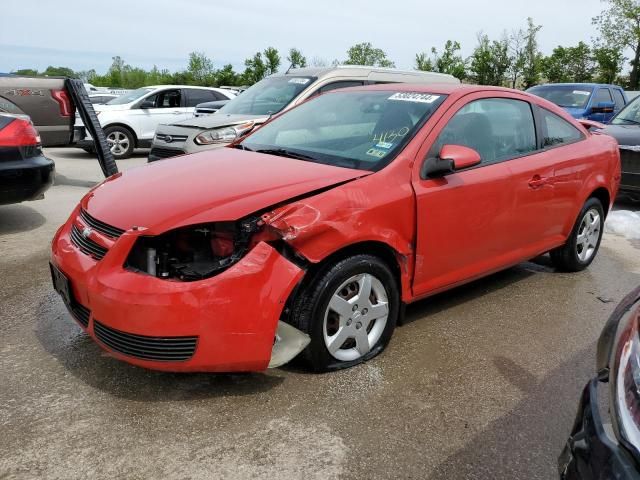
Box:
530;83;622;89
333;82;515;96
282;65;457;81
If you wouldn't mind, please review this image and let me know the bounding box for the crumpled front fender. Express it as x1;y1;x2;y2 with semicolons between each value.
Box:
260;181;416;302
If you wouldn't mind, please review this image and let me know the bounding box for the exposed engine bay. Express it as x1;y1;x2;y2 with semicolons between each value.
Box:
125;216;281;281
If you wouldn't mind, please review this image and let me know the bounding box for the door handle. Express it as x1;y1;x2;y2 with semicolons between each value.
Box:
172;110;182;114
528;175;549;189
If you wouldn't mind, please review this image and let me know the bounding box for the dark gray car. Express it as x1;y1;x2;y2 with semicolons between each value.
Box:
599;96;640;200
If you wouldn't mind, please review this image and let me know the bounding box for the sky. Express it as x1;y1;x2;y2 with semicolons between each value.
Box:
0;0;608;74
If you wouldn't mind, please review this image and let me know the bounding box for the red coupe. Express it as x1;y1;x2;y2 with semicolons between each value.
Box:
50;84;621;372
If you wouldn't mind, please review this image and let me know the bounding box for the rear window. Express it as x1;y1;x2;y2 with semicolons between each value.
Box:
528;86;593;109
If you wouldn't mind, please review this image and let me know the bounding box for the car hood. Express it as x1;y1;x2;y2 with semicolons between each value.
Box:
600;124;640;145
82;148;371;233
169;113;268;129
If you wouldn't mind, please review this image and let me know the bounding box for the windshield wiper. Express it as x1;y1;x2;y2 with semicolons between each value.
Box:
256;148;318;162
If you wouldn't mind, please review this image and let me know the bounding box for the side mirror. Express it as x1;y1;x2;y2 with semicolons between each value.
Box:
422;144;481;178
591;101;615;114
441;144;481;170
139;99;155;109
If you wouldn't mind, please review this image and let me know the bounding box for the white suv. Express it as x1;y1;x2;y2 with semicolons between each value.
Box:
75;85;235;159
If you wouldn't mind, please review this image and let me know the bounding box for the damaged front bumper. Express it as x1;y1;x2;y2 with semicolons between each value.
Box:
559;378;640;480
50;218;307;372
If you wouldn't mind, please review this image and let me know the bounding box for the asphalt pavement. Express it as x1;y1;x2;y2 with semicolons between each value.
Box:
1;147;639;479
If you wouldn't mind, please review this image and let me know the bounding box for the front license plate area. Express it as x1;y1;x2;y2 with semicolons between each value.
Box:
50;262;72;306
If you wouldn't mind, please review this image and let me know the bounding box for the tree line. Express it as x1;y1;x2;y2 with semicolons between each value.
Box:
11;0;640;90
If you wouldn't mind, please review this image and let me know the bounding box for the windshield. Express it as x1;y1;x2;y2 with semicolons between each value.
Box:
106;87;154;105
240;90;447;171
528;85;593;109
612;96;640;125
217;76;316;116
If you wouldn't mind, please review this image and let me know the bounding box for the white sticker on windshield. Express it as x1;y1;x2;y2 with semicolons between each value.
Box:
289;78;310;85
573;90;591;96
388;92;440;103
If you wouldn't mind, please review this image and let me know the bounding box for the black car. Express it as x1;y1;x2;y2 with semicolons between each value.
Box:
559;286;640;479
600;96;640;201
0;113;55;205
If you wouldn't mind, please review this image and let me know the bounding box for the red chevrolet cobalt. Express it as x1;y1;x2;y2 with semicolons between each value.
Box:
50;84;621;372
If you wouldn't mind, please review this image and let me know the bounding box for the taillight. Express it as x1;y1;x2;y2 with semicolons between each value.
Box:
51;89;72;117
0;118;41;147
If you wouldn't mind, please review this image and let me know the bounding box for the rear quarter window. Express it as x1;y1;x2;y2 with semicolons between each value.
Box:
539;108;584;147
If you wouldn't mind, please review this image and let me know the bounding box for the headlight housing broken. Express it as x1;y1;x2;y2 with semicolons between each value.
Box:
125;216;280;281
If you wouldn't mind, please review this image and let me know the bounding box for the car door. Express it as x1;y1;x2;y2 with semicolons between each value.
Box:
136;89;189;140
411;94;539;297
507;105;588;258
531;107;590;235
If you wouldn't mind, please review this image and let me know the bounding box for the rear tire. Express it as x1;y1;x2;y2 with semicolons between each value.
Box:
550;197;604;272
291;255;399;372
104;126;134;159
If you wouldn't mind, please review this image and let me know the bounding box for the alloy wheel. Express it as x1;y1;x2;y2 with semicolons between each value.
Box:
576;208;601;262
323;273;389;362
106;131;130;156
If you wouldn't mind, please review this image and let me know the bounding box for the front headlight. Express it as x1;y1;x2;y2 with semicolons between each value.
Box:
194;127;238;145
193;121;256;146
610;288;640;457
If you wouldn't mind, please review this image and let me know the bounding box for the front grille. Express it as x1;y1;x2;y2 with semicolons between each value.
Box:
70;224;108;260
149;147;184;160
155;133;188;143
619;149;640;190
93;320;198;362
70;302;90;328
80;209;125;239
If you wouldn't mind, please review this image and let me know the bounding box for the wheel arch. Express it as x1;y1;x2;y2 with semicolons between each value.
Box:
283;240;411;325
588;187;611;217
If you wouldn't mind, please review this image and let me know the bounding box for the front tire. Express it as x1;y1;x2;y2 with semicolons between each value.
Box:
104;126;134;159
550;197;605;272
292;255;399;372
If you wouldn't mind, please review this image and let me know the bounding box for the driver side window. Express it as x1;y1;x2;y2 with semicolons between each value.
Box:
429;98;537;167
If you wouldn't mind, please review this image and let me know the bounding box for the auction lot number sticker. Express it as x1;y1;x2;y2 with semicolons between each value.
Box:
388;92;441;103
